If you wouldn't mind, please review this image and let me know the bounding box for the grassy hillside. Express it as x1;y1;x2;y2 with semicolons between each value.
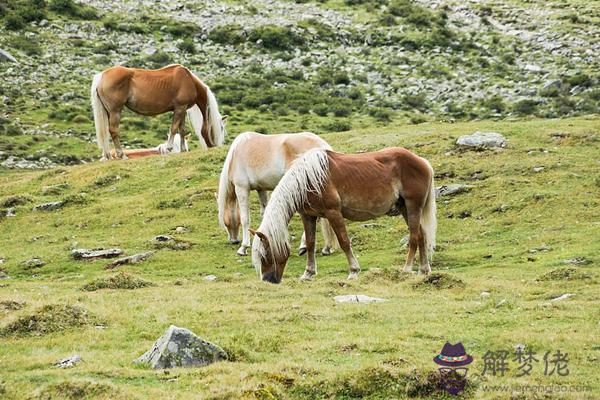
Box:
0;117;599;399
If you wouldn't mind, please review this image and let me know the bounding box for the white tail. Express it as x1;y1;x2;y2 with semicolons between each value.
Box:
217;133;249;229
420;162;437;260
320;218;338;250
205;85;225;146
91;73;110;159
186;105;207;149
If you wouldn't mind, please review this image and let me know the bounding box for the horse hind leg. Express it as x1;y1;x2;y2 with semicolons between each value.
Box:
403;200;422;273
234;185;251;256
258;190;269;216
108;110;127;160
320;218;336;256
168;107;187;151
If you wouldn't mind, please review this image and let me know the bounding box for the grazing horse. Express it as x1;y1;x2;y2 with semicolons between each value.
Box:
218;131;337;256
251;147;437;284
109;133;190;160
91;64;227;161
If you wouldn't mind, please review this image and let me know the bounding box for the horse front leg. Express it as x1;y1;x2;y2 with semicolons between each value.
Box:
325;210;360;279
299;214;318;281
234;185;251;256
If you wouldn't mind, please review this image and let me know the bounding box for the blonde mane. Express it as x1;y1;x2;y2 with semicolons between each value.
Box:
252;148;330;269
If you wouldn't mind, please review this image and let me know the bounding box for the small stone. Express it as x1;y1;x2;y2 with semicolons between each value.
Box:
495;299;507;308
54;355;82;368
204;275;217;281
72;248;123;260
175;226;189;233
22;258;45;268
514;344;526;351
105;252;155;269
32;201;65;212
154;235;173;242
563;257;590;265
334;294;387;303
0;49;17;63
550;293;575;302
480;291;491;298
532;166;544;173
435;184;470;197
457;132;507;149
136;325;227;369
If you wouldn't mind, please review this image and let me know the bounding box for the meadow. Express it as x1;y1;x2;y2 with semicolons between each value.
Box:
0;116;599;399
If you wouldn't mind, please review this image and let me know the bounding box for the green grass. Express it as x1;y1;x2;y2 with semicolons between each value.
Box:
0;117;599;399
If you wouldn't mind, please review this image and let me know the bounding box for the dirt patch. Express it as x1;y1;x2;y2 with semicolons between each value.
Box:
364;268;411;282
0;300;26;311
0;195;31;208
413;273;465;289
81;272;155;292
0;304;95;337
537;267;592;282
34;380;118;400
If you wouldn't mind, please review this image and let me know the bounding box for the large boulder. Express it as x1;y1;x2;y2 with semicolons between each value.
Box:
456;132;507;149
136;325;227;369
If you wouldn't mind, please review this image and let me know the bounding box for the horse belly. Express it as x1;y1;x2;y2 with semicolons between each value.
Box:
339;186;399;221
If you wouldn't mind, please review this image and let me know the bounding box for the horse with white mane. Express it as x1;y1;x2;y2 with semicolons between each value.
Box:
91;64;227;161
251;147;437;283
218;131;337;256
109;133;190;160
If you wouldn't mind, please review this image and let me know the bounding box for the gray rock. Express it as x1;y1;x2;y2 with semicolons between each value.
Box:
54;355;82;368
32;201;65;211
480;291;491;298
136;325;227;369
72;248;124;260
0;49;17;63
563;257;591;265
550;293;574;302
457;132;507;149
105;251;155;269
334;294;387;303
435;183;470;197
204;275;218;281
22;258;45;268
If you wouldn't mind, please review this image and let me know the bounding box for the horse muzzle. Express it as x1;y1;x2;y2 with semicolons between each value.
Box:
262;272;281;284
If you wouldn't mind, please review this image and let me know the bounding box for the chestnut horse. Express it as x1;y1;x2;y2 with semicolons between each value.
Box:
218;131;337;256
251;147;437;283
109;133;189;159
91;64;227;161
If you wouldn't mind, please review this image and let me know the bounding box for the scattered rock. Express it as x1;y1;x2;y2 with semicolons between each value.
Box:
532;166;544;173
54;355;82;368
550;293;575;302
0;300;25;311
537;267;591;281
360;223;384;229
22;258;46;269
105;252;155;269
0;195;31;208
514;343;526;351
456;132;507;149
153;235;192;250
480;291;491;298
203;275;218;281
0;49;17;63
32;201;65;212
334;294;387;303
0;304;95;337
81;272;154;291
175;226;189;233
72;248;123;260
136;325;227;369
492;204;509;213
495;299;508;308
413;273;465;290
563;257;591;266
435;184;470;197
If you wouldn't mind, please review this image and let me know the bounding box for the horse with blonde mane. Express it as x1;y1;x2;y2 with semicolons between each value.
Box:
218;131;337;256
109;133;190;160
91;64;227;161
251;147;437;284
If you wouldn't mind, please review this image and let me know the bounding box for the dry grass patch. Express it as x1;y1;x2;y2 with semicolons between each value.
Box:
536;267;592;281
0;304;94;337
81;272;155;291
412;272;465;290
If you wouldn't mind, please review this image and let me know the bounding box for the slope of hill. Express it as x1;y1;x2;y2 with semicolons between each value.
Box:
0;117;599;399
0;0;599;168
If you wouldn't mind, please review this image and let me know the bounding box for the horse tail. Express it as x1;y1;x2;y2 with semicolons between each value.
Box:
186;105;207;149
420;160;437;260
91;72;111;159
217;133;247;229
205;85;225;146
320;218;338;251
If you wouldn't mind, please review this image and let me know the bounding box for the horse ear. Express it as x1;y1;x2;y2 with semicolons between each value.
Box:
250;229;268;243
222;115;229;126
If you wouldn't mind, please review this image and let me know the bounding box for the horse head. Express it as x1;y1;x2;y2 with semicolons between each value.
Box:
250;229;290;284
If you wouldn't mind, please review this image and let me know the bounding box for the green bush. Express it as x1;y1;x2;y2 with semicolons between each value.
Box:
49;0;98;19
322;120;352;132
368;107;393;122
512;99;538;115
178;38;196;54
249;25;304;50
12;36;42;55
145;52;171;68
482;95;506;113
567;73;593;88
402;92;428;112
4;13;25;30
208;24;246;45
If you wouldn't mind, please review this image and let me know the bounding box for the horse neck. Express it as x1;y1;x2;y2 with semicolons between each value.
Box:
258;193;297;260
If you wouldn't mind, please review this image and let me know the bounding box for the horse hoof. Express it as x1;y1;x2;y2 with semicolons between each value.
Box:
229;239;241;245
321;247;333;256
100;156;109;162
236;246;247;256
298;247;307;256
418;266;431;275
347;272;359;280
299;271;315;281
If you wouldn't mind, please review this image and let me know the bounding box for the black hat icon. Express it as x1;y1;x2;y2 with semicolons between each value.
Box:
433;342;473;367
